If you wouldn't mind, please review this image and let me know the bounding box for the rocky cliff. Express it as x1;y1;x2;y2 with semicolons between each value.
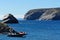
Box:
2;14;18;23
0;22;18;34
24;8;60;20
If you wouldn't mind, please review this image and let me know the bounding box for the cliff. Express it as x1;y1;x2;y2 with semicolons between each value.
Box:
24;8;60;20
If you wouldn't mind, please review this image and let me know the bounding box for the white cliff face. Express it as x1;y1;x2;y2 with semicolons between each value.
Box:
3;14;9;20
39;9;58;20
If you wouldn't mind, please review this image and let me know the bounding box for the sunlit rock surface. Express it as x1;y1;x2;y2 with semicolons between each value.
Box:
24;8;60;20
2;14;18;23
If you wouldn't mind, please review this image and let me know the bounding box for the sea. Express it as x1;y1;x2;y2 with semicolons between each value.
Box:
0;20;60;40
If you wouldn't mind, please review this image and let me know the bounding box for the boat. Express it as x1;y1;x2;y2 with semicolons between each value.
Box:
7;32;26;37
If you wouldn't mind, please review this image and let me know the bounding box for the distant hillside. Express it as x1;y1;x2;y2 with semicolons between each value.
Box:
24;8;60;20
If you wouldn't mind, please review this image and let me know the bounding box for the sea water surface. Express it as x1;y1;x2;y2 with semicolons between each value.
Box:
0;20;60;40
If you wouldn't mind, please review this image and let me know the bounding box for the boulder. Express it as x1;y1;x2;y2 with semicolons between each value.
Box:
2;14;18;23
24;8;60;20
0;22;17;34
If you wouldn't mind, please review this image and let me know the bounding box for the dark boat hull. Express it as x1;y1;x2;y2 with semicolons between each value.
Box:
8;34;24;37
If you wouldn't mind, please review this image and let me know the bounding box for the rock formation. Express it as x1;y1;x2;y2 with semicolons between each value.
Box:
24;8;60;20
2;14;18;23
0;22;18;34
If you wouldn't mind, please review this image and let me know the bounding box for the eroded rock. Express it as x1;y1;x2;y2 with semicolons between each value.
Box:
2;14;18;23
24;8;60;20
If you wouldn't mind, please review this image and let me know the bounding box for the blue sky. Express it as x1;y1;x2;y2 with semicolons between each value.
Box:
0;0;60;19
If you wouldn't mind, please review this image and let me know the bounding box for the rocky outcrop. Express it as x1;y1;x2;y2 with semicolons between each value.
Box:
24;8;60;20
0;22;18;34
2;14;18;23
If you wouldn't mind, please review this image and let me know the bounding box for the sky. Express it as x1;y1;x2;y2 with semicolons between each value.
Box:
0;0;60;19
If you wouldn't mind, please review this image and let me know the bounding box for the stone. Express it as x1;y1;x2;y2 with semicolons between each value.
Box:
2;14;18;23
0;22;18;34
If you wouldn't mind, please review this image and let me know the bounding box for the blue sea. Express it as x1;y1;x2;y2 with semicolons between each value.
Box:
0;20;60;40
